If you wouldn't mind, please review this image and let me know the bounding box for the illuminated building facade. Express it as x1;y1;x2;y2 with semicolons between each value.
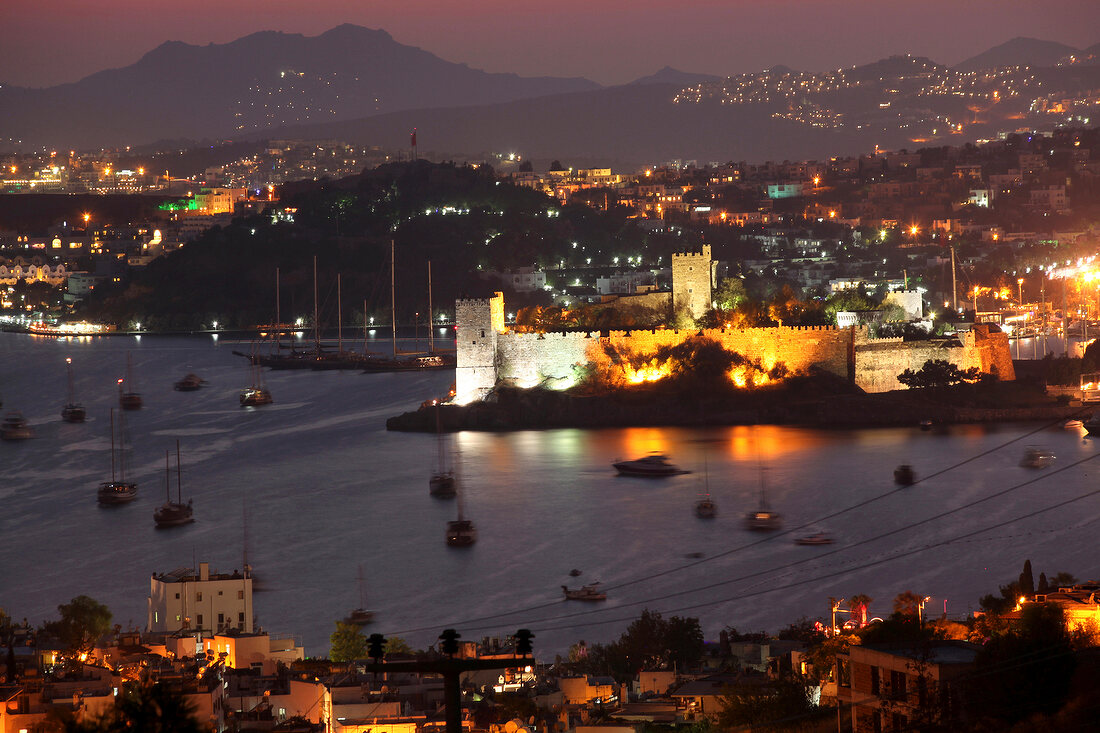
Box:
147;562;254;635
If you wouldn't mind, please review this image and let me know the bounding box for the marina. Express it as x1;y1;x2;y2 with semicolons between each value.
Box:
2;331;1100;658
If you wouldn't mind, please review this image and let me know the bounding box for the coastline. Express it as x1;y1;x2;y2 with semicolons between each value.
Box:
386;379;1088;433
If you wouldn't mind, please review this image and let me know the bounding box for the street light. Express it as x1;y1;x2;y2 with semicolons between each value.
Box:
917;596;931;624
1018;277;1024;305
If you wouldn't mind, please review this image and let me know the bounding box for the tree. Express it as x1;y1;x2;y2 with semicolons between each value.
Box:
713;277;749;311
717;673;816;729
44;596;112;659
329;622;367;662
849;594;873;627
1019;558;1035;596
384;636;414;656
896;359;981;390
964;603;1076;726
893;591;925;619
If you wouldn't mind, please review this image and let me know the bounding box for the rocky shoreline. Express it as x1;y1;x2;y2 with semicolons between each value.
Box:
386;379;1087;433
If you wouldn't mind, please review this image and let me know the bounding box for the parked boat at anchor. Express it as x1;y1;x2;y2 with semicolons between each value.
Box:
613;453;689;477
1019;447;1055;469
154;441;194;528
562;582;607;601
61;357;86;423
0;411;33;441
174;373;204;391
894;464;916;486
119;353;142;410
97;408;137;505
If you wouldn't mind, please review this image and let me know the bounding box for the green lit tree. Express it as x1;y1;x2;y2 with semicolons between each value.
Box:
329;622;367;662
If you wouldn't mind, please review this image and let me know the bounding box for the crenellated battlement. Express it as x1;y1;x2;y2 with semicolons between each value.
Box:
671;244;712;260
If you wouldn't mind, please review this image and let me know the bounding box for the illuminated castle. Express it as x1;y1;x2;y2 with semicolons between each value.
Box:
454;292;1014;404
453;245;1014;404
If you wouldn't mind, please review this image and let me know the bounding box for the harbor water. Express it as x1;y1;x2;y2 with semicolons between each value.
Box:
2;331;1099;658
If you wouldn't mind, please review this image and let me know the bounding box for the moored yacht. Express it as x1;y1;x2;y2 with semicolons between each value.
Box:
0;411;33;441
613;453;689;477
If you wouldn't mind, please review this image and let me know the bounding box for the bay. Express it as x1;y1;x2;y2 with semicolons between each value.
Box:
1;331;1098;658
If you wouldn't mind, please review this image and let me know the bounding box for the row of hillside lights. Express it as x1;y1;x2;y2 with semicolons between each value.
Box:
364;629;535;660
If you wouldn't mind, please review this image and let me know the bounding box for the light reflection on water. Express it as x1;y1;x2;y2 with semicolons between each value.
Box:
1;332;1099;658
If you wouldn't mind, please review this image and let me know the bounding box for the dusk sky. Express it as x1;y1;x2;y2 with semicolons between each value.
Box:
3;0;1099;89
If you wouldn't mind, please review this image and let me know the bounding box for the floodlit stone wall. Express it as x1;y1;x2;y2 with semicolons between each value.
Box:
455;301;1015;402
852;325;1015;392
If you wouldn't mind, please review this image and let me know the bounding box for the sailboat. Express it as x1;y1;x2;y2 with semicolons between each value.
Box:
360;245;455;372
343;564;376;625
744;467;782;531
97;408;137;505
445;455;476;546
429;404;456;497
694;456;717;518
240;346;273;407
119;353;142;410
61;357;86;423
154;440;194;528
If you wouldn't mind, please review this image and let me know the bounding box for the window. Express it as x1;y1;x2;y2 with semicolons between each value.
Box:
890;671;907;701
239;612;245;623
218;613;224;625
238;590;244;599
196;592;202;602
197;614;204;626
870;665;880;695
174;592;180;599
218;590;223;596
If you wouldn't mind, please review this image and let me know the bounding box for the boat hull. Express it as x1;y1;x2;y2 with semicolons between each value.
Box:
429;473;456;497
154;502;194;528
61;404;86;422
98;481;137;505
446;520;477;546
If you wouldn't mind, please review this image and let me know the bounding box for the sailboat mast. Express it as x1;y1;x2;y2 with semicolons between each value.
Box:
176;439;182;503
66;357;75;404
165;450;170;503
391;239;397;357
337;273;343;354
313;256;320;354
118;408;126;483
109;408;117;482
363;298;369;355
428;260;435;354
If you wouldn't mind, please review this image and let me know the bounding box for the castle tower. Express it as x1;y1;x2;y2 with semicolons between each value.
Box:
454;291;505;404
671;244;714;321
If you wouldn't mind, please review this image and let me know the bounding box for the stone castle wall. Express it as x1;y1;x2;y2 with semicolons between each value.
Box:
453;291;1016;404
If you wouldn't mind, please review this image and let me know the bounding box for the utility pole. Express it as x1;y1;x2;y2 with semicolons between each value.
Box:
362;630;534;733
950;246;958;313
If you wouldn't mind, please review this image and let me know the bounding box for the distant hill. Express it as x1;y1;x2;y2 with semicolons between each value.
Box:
0;24;599;150
627;66;721;87
247;83;895;168
955;37;1080;71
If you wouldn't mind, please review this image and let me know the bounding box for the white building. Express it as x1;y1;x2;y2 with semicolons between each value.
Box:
147;562;255;635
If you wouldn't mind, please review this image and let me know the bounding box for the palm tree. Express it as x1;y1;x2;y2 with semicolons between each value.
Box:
893;590;926;619
849;594;873;627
